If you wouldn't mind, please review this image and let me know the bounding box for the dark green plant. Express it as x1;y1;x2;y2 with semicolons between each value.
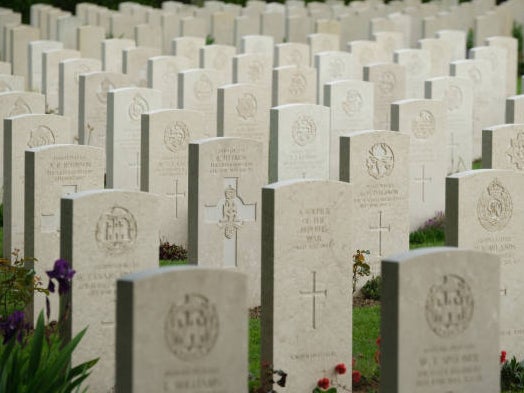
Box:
361;276;381;301
352;250;371;294
466;28;474;52
512;21;524;77
159;241;187;261
206;35;215;45
409;211;445;245
501;355;524;391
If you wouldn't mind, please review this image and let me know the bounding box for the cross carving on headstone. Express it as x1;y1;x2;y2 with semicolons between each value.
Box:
299;271;327;330
40;185;78;233
448;132;460;173
414;164;432;202
369;210;390;256
205;177;256;267
166;179;186;218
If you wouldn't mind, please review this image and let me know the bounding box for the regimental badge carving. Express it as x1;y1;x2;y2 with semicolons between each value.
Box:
287;49;303;66
164;121;189;152
248;60;264;83
288;71;307;97
425;274;474;338
193;74;213;101
366;143;394;179
342;89;363;117
236;93;257;120
506;131;524;170
378;71;396;95
412;110;435;139
477;178;513;232
164;294;219;360
95;206;137;254
96;78;115;104
27;125;56;148
292;115;317;146
468;66;482;84
445;84;463;112
220;185;244;239
0;81;12;93
9;98;31;116
328;58;344;79
128;93;149;121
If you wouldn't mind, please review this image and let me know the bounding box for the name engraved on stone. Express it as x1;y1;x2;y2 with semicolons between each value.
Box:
193;74;213;101
164;294;219;361
292;115;317;146
506;132;524;170
445;84;463;112
97;78;115;104
342;90;363;117
425;274;474;338
95;206;138;254
288;71;307;97
299;271;327;329
476;179;513;232
164;121;189;152
128;94;149;121
27;125;56;148
412;110;435;139
205;178;256;267
378;71;396;95
9;98;31;116
366;143;394;179
236;93;257;120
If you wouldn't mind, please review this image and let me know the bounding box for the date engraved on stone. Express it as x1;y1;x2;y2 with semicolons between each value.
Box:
477;179;513;232
164;121;189;152
164;294;219;360
27;125;56;148
95;206;137;254
425;274;474;338
412;110;435;139
292;115;317;146
366;143;394;179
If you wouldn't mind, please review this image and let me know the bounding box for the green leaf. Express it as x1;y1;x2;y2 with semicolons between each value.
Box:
28;312;45;372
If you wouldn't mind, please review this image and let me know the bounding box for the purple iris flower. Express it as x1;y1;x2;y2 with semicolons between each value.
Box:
46;259;76;295
0;310;28;344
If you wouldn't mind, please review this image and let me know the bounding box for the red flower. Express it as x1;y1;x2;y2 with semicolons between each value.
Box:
317;377;330;390
352;370;362;385
335;363;347;375
376;336;381;346
501;350;507;364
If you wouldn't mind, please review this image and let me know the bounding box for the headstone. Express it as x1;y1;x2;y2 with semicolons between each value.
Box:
348;40;387;79
339;130;409;276
324;79;374;179
272;65;317;106
77;25;105;60
212;12;235;45
3;112;68;259
141;108;210;246
233;53;273;94
217;83;270;179
28;40;63;93
261;11;285;43
240;35;274;59
10;25;39;88
134;23;162;49
381;247;500;393
0;74;23;92
24;144;104;322
59;57;102;142
260;179;353;393
116;266;248;393
172;36;205;68
446;169;524;359
314;51;359;104
199;44;236;84
188;137;264;307
269;103;330;182
286;15;312;44
0;61;11;74
425;76;473;174
307;33;340;65
107;87;162;190
506;95;524;123
436;29;467;61
42;49;80;114
364;63;406;130
147;55;191;109
482;124;524;171
56;15;82;50
180;16;207;38
274;42;310;67
102;38;136;73
61;189;160;393
486;36;518;97
418;38;453;77
394;48;430;99
373;30;404;62
234;16;260;48
78;71;131;148
123;46;161;87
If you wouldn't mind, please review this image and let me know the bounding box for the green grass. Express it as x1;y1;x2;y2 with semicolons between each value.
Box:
249;318;261;387
159;259;187;267
353;305;380;379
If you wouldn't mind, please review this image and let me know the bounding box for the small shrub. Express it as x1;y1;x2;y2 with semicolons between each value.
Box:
501;353;524;391
352;250;370;294
361;276;381;301
159;241;187;261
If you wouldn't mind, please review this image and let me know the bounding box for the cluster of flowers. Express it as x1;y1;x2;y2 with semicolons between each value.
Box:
316;362;361;391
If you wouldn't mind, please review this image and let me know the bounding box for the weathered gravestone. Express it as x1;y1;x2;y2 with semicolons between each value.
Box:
77;25;105;60
418;38;454;77
506;95;524;124
61;189;160;393
446;169;524;359
3;113;69;261
172;36;205;68
314;51;359;105
123;46;161;87
233;53;273;96
272;65;317;106
10;25;40;88
42;48;80;114
107;87;162;190
200;44;236;84
28;40;63;93
381;247;500;393
116;266;248;393
148;55;191;109
78;71;131;149
269;103;330;182
391;98;446;231
102;38;136;73
425;76;473;174
339;130;409;277
141;108;211;247
24;144;104;323
274;42;310;67
324;79;374;180
348;40;387;77
393;48;430;99
188;137;264;307
482;124;524;172
486;36;518;97
261;179;353;392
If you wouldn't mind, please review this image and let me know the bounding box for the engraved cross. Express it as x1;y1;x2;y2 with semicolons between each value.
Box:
369;210;390;256
166;179;186;219
414;165;432;202
204;178;256;268
300;271;327;330
447;132;460;173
